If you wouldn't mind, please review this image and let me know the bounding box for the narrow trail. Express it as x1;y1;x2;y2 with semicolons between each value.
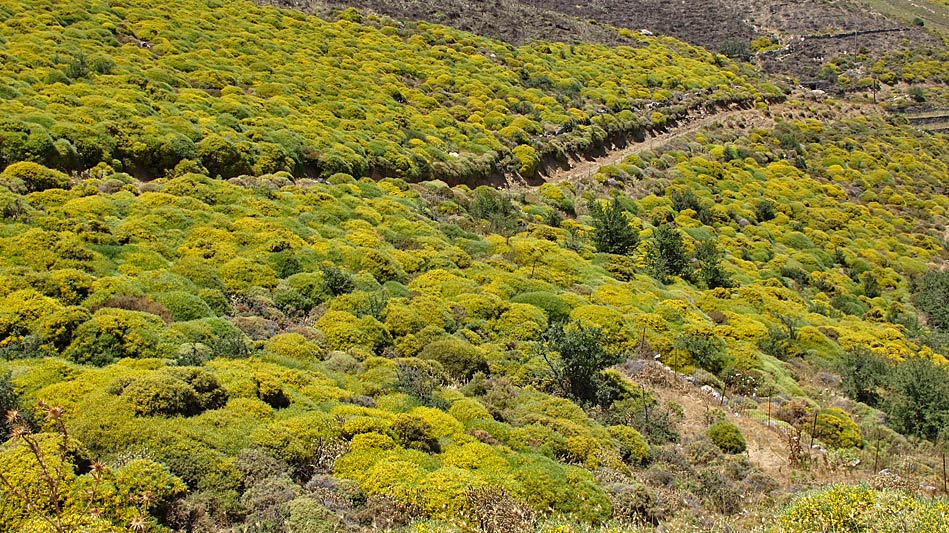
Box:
532;93;880;188
541;107;774;185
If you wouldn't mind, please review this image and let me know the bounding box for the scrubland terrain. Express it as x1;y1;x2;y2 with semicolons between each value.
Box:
3;1;949;532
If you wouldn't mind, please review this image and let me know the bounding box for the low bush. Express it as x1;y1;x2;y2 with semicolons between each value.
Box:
707;420;746;454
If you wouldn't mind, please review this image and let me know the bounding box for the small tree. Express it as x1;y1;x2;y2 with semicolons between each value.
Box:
321;265;354;296
755;199;776;222
645;224;690;284
589;198;639;255
886;355;949;440
675;332;732;375
0;371;20;441
695;239;733;289
838;347;889;407
470;186;519;234
912;270;949;332
862;272;881;298
542;322;623;407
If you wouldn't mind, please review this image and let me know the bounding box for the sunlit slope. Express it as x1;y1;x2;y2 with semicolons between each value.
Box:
0;0;768;183
2;108;949;530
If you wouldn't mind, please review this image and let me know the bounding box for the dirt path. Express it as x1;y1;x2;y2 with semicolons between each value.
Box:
534;93;881;188
541;107;774;185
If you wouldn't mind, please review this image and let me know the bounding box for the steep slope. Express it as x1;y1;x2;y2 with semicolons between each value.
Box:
5;0;949;532
3;108;949;531
275;0;947;81
257;0;640;46
0;0;769;185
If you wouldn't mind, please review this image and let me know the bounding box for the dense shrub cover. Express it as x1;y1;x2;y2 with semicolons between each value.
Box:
0;0;766;183
2;1;949;531
1;108;949;528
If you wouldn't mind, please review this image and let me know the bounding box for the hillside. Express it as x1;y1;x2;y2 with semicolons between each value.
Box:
0;0;774;186
275;0;949;82
4;1;949;533
4;107;949;532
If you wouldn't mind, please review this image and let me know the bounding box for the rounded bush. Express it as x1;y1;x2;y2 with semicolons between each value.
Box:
390;413;440;453
64;308;173;366
418;338;489;381
342;416;391;439
511;291;571;323
285;497;342;533
120;373;198;417
264;333;323;361
448;398;492;423
351;432;398;451
155;291;215;321
608;425;650;465
2;161;70;192
816;408;862;449
492;303;548;341
707;420;746;454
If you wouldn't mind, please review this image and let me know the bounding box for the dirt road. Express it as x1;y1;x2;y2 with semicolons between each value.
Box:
541;107;774;185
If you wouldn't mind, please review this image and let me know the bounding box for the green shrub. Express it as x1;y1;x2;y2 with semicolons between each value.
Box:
119;373;199;417
2;161;70;192
418;338;489;381
707;420;746;454
321;265;355;296
511;291;571;323
675;332;732;375
155;291;215;321
512;145;540;177
511;455;612;524
249;412;339;471
64;308;173;366
885;356;949;440
815;408;862;449
448;398;492;423
610;482;661;525
285;497;342;533
116;367;226;417
608;425;650;465
912;270;949;332
315;310;391;353
390;413;440;453
839;347;889;407
492;303;548;341
264;333;323;361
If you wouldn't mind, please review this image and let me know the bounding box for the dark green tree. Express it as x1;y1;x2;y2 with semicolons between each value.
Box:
755;199;776;222
718;39;752;61
886;356;949;440
912;270;949;331
862;272;881;298
645;224;690;284
589;198;639;255
543;322;623;407
321;265;354;296
0;371;20;441
838;347;889;407
695;239;733;289
470;186;519;234
675;332;732;375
